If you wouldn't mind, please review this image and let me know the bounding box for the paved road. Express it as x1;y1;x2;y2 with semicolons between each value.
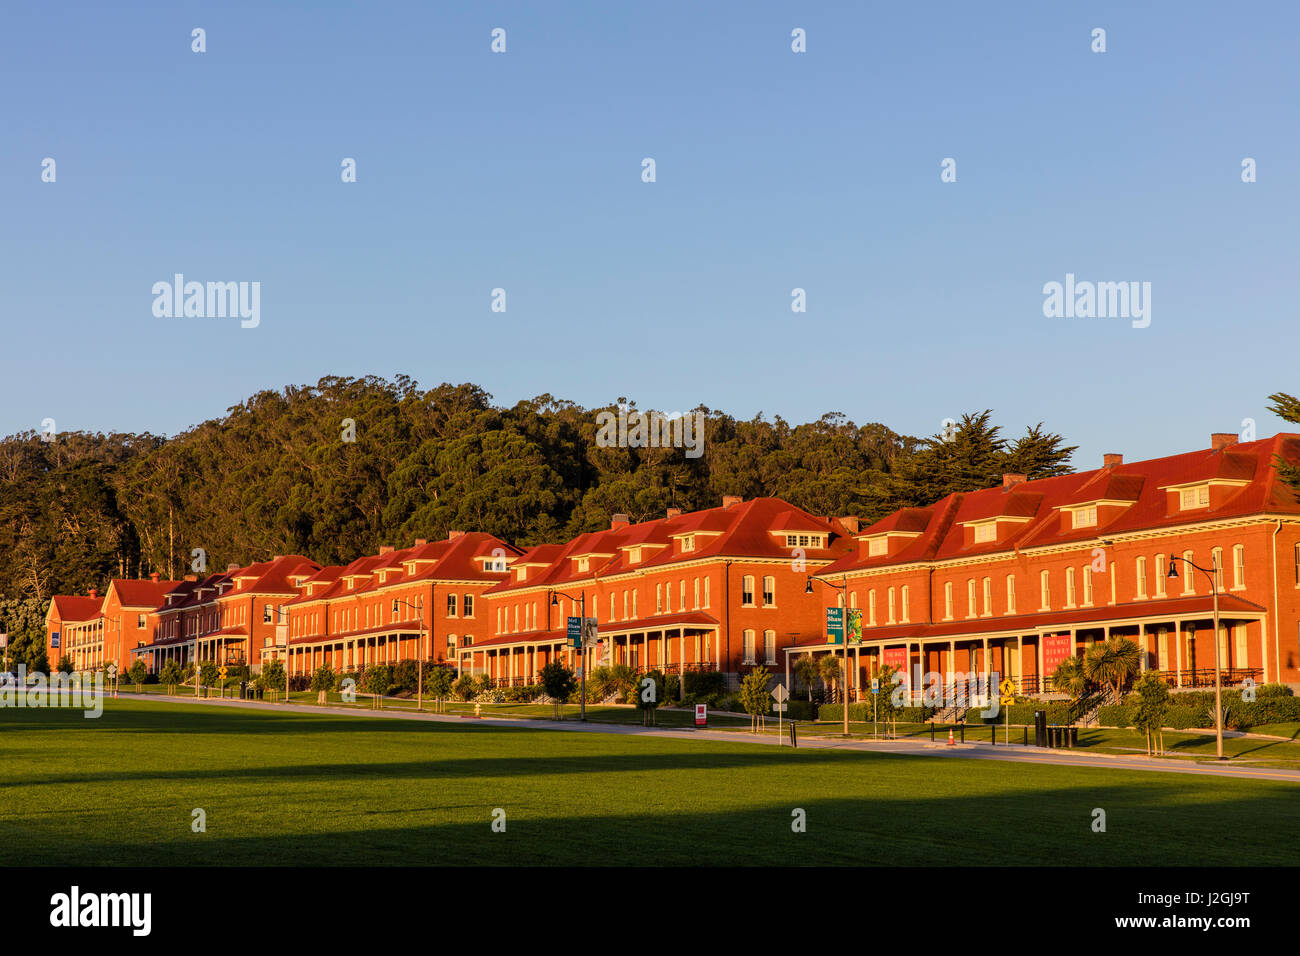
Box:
114;692;1300;784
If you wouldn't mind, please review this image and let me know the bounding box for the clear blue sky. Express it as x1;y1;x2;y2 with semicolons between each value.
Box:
2;1;1297;470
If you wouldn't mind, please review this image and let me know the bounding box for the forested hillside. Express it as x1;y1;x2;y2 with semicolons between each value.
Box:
0;375;1076;605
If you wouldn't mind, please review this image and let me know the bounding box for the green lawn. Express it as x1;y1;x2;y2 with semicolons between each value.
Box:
2;698;1297;866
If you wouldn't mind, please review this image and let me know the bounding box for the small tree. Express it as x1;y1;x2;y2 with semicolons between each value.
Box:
362;664;392;706
634;669;666;726
310;664;335;705
427;666;455;713
875;664;903;732
199;661;220;691
539;660;578;720
159;659;183;695
739;666;772;732
1132;671;1170;756
128;659;147;692
258;659;285;701
452;673;476;701
56;655;74;675
794;657;821;702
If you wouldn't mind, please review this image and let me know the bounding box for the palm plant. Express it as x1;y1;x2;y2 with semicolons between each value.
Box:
819;655;842;703
794;657;820;701
1083;636;1141;703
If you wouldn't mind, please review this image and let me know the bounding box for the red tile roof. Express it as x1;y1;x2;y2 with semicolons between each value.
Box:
820;434;1300;575
49;595;103;622
489;498;852;596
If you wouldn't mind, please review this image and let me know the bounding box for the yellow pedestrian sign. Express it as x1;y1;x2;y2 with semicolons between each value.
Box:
999;678;1015;705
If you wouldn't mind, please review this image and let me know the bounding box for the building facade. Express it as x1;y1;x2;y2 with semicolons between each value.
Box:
800;432;1300;701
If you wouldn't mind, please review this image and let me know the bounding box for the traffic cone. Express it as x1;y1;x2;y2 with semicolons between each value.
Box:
946;727;955;746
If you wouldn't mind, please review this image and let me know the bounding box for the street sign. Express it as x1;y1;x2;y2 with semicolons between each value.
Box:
999;678;1015;706
567;616;583;649
106;662;117;678
825;608;844;645
694;703;707;727
771;683;789;703
771;701;787;712
871;678;880;694
219;665;228;679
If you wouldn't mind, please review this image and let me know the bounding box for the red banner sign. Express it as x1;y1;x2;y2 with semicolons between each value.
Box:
1041;633;1075;677
882;647;908;672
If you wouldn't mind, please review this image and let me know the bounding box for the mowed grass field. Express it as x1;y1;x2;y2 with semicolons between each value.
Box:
2;698;1298;866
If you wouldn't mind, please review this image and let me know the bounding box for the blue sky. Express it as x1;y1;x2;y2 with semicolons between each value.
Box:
2;1;1297;470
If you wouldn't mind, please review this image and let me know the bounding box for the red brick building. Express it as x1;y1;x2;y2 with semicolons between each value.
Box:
468;497;854;686
801;432;1300;701
277;532;521;676
44;577;179;672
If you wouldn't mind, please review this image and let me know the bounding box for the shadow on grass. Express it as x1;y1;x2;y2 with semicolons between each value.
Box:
6;779;1300;867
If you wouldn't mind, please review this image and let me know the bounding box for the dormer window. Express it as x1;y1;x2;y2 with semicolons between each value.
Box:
483;557;508;572
629;547;641;564
681;535;696;552
973;523;996;544
1072;506;1097;529
577;557;590;573
515;567;527;582
868;538;887;556
1180;486;1210;510
784;534;824;548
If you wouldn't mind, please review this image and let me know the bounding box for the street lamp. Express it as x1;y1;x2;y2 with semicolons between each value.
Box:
806;573;853;737
551;591;588;721
392;596;428;711
1167;554;1226;760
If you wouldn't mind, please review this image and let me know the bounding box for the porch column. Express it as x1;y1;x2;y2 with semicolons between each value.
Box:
1174;620;1184;688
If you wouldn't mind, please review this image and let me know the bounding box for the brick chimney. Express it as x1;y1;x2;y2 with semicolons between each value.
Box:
722;495;743;509
1103;453;1123;468
149;572;160;583
1211;432;1237;452
379;545;395;554
666;507;682;519
184;574;197;582
447;530;465;541
226;563;240;573
839;516;861;534
88;588;97;599
1002;474;1027;490
611;513;630;530
414;538;427;547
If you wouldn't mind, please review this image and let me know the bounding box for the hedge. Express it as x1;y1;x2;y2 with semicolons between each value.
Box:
784;700;816;721
1097;705;1136;728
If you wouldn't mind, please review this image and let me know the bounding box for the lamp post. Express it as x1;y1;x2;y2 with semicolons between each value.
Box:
807;574;852;737
393;597;427;711
551;590;587;721
1167;554;1226;760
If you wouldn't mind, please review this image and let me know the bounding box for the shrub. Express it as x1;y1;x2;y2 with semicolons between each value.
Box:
683;670;726;702
391;660;418;694
1097;705;1136;728
127;659;148;688
452;674;476;701
1163;705;1209;730
785;700;816;721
